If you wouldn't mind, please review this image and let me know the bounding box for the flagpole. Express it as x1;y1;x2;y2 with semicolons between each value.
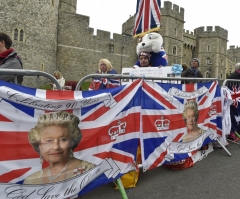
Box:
115;178;128;199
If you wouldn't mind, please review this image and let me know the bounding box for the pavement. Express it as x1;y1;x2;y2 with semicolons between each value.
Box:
80;142;240;199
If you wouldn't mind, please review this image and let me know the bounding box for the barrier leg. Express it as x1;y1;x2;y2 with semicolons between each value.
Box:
115;178;128;199
216;138;231;156
227;138;240;146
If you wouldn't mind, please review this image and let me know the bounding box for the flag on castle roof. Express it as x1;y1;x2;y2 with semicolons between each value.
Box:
133;0;161;38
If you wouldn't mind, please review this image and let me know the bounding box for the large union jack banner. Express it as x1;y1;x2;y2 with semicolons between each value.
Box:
0;79;223;198
133;0;161;38
140;80;222;171
0;80;141;198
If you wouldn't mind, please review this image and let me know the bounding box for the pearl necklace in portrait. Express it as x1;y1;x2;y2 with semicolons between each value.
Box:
47;158;71;183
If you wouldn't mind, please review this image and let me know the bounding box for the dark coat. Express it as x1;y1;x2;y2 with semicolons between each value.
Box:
0;49;23;84
228;71;240;79
181;68;203;84
226;71;240;87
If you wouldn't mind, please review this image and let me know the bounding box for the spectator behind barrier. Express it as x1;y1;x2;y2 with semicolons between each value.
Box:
228;63;240;80
89;59;120;90
0;32;23;84
182;63;189;72
52;70;65;90
133;52;151;68
181;58;203;84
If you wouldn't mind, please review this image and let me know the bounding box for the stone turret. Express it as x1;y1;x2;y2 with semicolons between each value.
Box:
160;1;185;65
194;26;228;79
59;0;77;13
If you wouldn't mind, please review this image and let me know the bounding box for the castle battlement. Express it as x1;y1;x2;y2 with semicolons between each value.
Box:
161;1;184;20
184;29;195;36
96;29;111;39
122;15;135;36
194;26;228;40
183;29;196;40
229;45;240;50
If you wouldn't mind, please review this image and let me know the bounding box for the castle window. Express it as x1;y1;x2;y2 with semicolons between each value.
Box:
109;44;114;53
52;0;54;6
19;29;24;41
206;57;211;64
41;63;44;71
221;46;224;53
14;29;18;41
221;73;223;79
207;45;210;51
175;28;177;36
206;72;210;78
172;46;177;55
221;59;223;66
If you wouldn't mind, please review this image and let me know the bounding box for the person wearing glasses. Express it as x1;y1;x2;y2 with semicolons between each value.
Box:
89;59;120;90
182;100;206;142
24;111;95;184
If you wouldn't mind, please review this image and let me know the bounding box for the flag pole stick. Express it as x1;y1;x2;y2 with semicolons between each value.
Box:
216;138;231;156
115;178;128;199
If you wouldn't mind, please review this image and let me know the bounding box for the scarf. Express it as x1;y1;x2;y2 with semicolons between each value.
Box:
0;48;14;59
189;66;199;77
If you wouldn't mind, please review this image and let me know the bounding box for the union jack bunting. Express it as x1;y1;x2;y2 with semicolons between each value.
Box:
133;0;161;38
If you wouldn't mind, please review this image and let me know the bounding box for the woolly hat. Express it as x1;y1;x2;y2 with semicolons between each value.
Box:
191;58;200;66
139;52;151;60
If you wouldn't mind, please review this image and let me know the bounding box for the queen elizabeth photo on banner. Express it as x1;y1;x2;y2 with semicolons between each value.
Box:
182;100;206;143
24;111;96;184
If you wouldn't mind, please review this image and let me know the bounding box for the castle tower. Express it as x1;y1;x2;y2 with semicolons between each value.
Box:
59;0;77;13
0;0;60;86
194;26;228;79
160;1;185;65
182;30;196;66
227;46;240;76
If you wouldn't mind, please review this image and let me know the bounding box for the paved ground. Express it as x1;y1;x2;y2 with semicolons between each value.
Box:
80;142;240;199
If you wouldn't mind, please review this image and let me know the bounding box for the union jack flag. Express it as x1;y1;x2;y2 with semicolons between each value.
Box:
0;80;141;198
140;80;222;171
133;0;161;38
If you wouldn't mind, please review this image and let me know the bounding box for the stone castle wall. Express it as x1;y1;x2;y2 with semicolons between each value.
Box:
57;10;137;82
194;26;228;79
0;0;238;86
0;0;59;86
160;1;184;65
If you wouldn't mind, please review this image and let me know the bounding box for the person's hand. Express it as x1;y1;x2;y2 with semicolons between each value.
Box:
158;65;162;68
101;78;107;85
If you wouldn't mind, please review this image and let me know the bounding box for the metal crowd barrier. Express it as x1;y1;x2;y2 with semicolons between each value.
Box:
223;79;240;87
75;73;217;91
0;69;61;90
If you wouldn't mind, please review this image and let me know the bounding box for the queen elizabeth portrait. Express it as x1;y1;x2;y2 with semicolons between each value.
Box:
24;111;95;184
182;100;206;143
